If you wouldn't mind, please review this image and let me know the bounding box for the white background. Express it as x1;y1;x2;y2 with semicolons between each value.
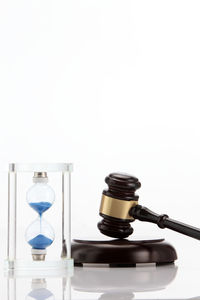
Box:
1;1;200;297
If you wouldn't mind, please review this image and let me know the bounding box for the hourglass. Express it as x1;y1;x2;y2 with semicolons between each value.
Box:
25;172;55;261
5;163;73;271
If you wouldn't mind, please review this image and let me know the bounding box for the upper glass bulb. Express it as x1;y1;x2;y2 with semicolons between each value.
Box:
27;172;55;216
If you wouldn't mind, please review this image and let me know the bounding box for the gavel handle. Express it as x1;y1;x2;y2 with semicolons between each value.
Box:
130;205;200;240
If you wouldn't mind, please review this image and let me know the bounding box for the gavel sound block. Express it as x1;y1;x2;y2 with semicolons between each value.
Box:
72;172;200;266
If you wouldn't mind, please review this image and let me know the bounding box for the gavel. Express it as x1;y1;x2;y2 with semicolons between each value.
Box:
98;172;200;240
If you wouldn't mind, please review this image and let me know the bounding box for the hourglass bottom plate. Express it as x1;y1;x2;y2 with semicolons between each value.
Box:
4;258;74;274
71;238;177;267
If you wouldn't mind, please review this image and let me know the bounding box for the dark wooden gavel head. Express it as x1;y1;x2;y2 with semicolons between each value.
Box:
97;173;141;239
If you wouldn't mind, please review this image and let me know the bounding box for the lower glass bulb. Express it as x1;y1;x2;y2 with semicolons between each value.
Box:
25;217;55;250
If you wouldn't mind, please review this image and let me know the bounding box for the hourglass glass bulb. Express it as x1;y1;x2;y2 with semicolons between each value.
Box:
27;172;55;215
25;218;55;248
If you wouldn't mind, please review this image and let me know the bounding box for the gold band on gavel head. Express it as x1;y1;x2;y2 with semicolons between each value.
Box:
99;194;138;220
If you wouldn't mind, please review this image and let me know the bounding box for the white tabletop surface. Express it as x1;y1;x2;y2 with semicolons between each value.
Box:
1;264;200;300
1;232;200;300
1;251;200;299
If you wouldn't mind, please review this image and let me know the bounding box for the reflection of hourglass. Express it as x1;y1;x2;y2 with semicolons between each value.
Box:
25;172;55;261
26;279;55;300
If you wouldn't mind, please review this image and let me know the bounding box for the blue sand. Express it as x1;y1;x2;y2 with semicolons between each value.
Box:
28;289;53;300
29;202;52;215
28;234;53;249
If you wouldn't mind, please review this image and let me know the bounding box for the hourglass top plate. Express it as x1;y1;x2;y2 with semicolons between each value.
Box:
6;163;73;172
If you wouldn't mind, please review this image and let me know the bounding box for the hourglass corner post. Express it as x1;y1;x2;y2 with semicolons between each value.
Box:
68;170;72;259
7;165;17;268
61;170;72;260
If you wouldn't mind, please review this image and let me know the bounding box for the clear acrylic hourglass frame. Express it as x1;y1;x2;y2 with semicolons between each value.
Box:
5;163;73;271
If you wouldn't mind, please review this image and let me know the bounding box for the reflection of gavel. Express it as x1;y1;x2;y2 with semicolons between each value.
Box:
98;173;200;240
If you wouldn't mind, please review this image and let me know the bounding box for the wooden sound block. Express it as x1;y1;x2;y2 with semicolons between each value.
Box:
71;238;177;267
